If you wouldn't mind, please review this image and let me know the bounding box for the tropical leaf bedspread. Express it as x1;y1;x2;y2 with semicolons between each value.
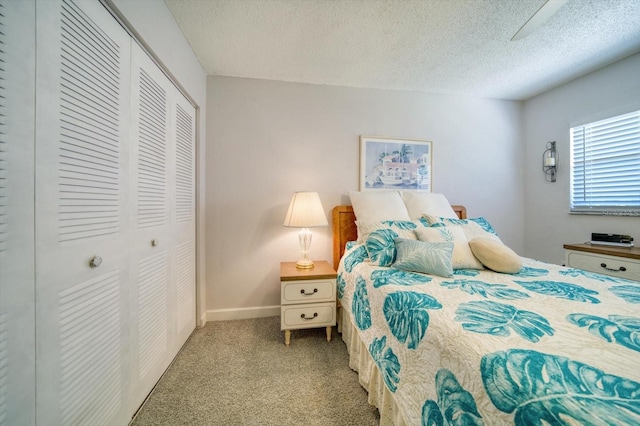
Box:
337;243;640;425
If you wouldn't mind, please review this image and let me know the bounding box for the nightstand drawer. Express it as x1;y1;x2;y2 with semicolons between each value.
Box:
280;303;336;329
281;279;336;304
566;251;640;281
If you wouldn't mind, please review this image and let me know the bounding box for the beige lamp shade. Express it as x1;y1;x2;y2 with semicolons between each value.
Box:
283;192;327;269
283;192;328;228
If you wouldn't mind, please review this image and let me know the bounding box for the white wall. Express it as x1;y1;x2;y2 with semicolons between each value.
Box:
206;76;523;319
522;53;640;264
107;0;208;325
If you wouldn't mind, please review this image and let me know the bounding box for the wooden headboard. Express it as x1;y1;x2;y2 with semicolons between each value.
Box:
331;205;467;269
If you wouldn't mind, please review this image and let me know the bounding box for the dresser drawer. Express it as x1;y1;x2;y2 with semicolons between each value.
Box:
280;303;336;330
281;279;336;304
566;251;640;281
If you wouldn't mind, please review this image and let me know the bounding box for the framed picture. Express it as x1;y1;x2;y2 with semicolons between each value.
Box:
360;136;432;191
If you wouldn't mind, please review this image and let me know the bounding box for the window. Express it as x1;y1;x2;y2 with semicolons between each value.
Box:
570;110;640;216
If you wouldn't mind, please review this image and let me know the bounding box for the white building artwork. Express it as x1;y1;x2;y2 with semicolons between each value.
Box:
361;139;432;191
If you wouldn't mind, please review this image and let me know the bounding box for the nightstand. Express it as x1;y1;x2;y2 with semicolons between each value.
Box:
564;243;640;281
280;261;337;346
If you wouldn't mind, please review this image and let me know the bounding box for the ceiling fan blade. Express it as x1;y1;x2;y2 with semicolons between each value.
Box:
511;0;569;41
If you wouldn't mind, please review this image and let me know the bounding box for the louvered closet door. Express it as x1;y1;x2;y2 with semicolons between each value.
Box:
34;0;133;424
0;1;36;424
173;90;196;349
128;43;176;409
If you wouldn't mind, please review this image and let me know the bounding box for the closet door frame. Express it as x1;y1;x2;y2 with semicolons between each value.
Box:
0;0;36;424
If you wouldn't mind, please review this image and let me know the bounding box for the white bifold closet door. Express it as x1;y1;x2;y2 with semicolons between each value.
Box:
128;42;196;410
33;0;197;423
34;0;133;424
172;81;197;350
0;0;36;424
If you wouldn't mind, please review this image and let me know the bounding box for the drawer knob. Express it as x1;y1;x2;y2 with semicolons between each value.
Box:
600;263;627;272
300;288;318;296
89;256;102;268
301;312;318;320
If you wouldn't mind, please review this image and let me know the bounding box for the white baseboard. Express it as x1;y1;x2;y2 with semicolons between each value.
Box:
206;305;280;322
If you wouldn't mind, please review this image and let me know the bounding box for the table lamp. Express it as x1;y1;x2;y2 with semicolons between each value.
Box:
283;192;328;269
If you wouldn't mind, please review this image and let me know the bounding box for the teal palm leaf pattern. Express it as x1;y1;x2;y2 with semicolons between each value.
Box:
513;266;549;278
352;276;372;330
345;241;358;251
371;269;432;288
343;245;368;272
421;401;443;426
567;313;640;352
437;227;455;242
470;217;498;235
365;229;398;266
435;218;466;226
560;268;621;282
337;273;346;300
514;280;600;304
442;279;530;300
383;291;442;349
430;217;497;235
611;285;640;303
456;300;553;342
382;220;417;230
421;369;484;426
369;336;401;392
393;239;454;277
454;269;481;277
481;349;640;425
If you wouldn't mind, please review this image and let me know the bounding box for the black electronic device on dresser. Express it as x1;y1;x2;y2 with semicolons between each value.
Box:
591;233;634;248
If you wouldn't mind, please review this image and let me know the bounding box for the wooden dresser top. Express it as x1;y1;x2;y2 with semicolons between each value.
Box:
280;260;337;281
564;243;640;261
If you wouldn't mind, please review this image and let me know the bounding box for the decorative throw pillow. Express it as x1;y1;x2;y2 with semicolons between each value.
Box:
393;238;454;277
356;220;421;243
415;226;483;269
349;190;410;222
422;215;501;241
400;191;458;220
468;238;522;273
365;229;399;266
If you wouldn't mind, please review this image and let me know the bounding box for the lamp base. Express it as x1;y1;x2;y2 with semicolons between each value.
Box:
295;258;314;269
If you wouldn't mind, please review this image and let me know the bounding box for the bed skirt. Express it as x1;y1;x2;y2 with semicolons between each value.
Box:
340;307;407;426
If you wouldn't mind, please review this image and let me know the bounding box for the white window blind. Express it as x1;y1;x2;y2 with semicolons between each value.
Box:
570;110;640;215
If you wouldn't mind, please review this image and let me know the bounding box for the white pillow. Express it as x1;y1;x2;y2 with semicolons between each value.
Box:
349;190;410;222
415;226;483;269
469;238;522;273
422;215;502;242
356;220;420;243
400;191;458;220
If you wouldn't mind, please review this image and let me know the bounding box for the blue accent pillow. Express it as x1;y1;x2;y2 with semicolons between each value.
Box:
365;229;399;266
393;238;454;277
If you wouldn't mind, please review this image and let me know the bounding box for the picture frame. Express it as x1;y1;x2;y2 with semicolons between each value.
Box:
359;136;432;191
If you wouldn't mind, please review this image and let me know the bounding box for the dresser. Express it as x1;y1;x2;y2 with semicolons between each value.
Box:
280;261;337;346
564;243;640;281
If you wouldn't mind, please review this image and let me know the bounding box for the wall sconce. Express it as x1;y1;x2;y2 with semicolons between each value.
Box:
283;192;328;269
542;141;557;182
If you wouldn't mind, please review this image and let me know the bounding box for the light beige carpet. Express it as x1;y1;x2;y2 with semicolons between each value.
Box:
131;316;380;425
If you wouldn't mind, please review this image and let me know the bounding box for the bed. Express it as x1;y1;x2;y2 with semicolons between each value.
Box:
332;203;640;425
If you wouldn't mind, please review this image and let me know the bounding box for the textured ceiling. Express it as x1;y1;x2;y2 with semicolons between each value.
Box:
164;0;640;100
